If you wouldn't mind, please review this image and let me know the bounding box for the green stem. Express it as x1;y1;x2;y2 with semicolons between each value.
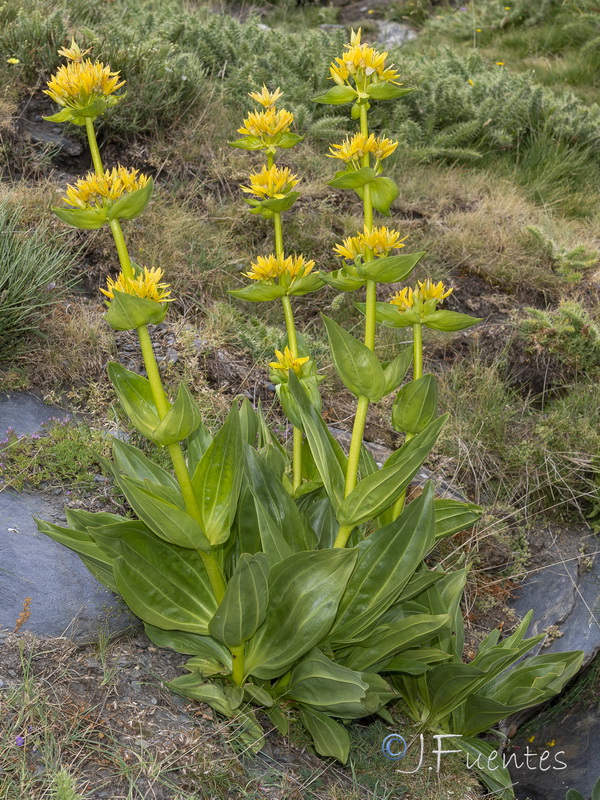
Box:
391;323;424;520
108;219;135;282
281;294;302;492
337;101;377;532
281;296;298;355
267;152;275;169
84;117;104;178
273;212;284;257
230;644;245;685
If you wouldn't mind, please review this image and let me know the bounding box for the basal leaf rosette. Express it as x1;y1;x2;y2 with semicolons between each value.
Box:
230;253;324;302
44;39;125;125
313;28;413;108
53;166;153;229
240;165;301;219
365;279;483;330
102;265;173;330
323;226;423;291
230;86;303;153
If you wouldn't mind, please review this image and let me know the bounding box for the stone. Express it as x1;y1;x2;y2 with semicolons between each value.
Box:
0;490;135;641
19;119;83;157
0;392;71;437
375;21;418;49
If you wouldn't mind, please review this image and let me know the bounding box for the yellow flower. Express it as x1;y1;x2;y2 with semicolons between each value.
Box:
527;735;535;743
330;27;401;87
476;28;482;32
63;166;149;209
240;165;300;199
334;225;407;260
328;132;398;164
390;279;453;314
243;253;314;282
57;39;91;63
238;107;294;140
248;85;284;108
417;279;453;301
269;346;309;376
6;57;20;65
100;267;173;304
468;79;475;86
45;58;125;109
496;61;505;66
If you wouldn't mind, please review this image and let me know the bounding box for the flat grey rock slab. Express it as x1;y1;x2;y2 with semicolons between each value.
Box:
375;21;418;49
0;392;71;437
0;490;134;641
511;525;600;667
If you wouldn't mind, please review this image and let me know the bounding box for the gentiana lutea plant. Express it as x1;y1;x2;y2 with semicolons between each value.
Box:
37;35;583;797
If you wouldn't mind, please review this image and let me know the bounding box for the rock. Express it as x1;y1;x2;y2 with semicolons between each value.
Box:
510;525;600;669
0;490;135;641
375;21;418;49
0;392;71;437
19;119;83;157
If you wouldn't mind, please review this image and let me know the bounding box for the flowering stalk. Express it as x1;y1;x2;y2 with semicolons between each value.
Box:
47;44;226;602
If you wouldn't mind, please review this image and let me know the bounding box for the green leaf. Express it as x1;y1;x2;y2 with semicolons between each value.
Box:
458;737;515;800
357;300;420;327
266;706;289;736
52;206;107;230
337;416;447;526
144;624;231;668
244;549;358;679
319;268;365;292
228;283;286;302
92;521;218;633
392;374;438;434
357;251;425;283
243;682;274;707
209;553;269;648
422;310;483;331
115;473;211;551
434;499;482;540
35;517;117;592
104;290;167;331
323;315;386;401
228;136;265;150
108;179;153;221
108;362;163;443
43;107;75;123
313;85;357;105
328;167;377;189
383;346;413;394
253;498;294;566
299;707;350;763
565;792;585;800
329;485;437;645
260;192;300;212
369;176;399;216
341;614;451;671
276;131;304;149
152;382;202;446
112;438;179;493
168;675;235;716
288;273;325;296
192;406;244;546
244;444;313;552
288;648;370;718
288;372;346;513
186;422;213;475
593;777;600;800
366;84;413;101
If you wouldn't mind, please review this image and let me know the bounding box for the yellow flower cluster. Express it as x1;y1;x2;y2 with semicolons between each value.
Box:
63;166;149;209
45;57;125;109
101;267;173;304
334;226;407;260
269;346;310;375
58;39;91;63
330;28;401;88
328;132;398;164
240;165;300;200
390;280;453;312
238;107;294;139
243;253;315;282
248;86;284;109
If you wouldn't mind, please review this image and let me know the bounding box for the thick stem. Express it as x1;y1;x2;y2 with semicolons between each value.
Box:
230;644;245;685
273;212;284;257
108;219;135;282
391;323;424;520
84;117;104;178
339;101;377;525
281;295;302;492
